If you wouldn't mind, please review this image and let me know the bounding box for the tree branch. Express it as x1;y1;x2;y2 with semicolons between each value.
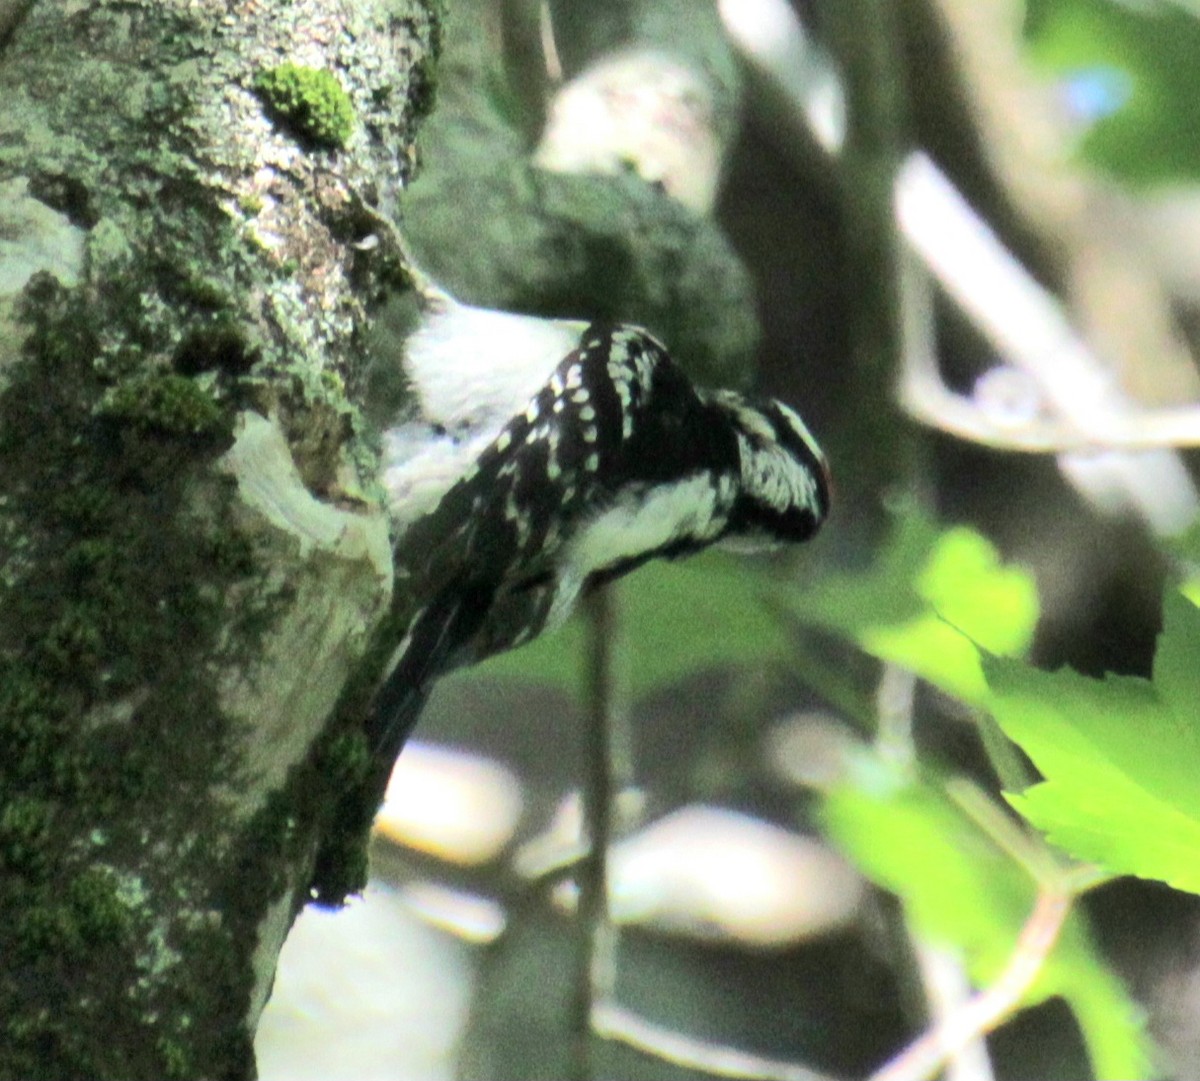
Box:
0;1;439;1074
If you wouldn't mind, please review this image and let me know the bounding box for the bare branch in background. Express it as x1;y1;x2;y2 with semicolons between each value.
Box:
872;663;998;1081
909;942;997;1081
897;192;1200;469
811;0;912;507
593;1002;844;1081
897;154;1199;535
718;0;845;159
874;662;918;769
720;0;1200;535
573;586;622;1080
869;888;1072;1081
924;0;1200;411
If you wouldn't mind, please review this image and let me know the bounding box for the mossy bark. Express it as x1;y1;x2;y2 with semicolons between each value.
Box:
0;2;438;1077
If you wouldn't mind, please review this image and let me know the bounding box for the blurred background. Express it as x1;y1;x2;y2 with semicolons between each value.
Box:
258;0;1200;1077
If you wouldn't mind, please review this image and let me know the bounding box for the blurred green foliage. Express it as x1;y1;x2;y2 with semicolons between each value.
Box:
470;499;1200;1074
790;507;1039;704
989;591;1200;894
1024;0;1200;186
823;761;1152;1079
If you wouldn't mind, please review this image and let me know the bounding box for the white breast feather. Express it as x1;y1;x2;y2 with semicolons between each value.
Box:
404;304;588;431
381;423;493;526
546;474;727;628
386;304;591;527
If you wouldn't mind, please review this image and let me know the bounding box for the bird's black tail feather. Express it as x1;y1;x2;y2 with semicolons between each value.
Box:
362;583;492;803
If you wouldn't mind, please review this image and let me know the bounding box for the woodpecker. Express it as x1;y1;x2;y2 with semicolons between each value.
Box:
368;307;830;772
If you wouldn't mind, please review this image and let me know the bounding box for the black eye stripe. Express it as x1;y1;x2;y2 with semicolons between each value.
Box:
763;402;805;445
748;401;820;462
754;401;831;520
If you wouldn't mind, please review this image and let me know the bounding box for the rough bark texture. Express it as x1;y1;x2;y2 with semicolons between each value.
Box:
0;1;438;1076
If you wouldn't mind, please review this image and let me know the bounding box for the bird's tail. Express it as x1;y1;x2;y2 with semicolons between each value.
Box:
361;584;488;800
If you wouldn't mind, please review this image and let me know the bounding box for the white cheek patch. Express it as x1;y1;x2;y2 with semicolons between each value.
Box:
544;565;585;632
773;401;821;455
737;434;821;515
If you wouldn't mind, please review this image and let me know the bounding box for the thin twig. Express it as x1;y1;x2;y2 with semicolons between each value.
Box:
901;360;1200;453
725;1;1200;473
869;887;1072;1081
875;663;917;768
909;941;995;1081
943;777;1062;890
872;662;997;1081
896;153;1198;534
572;586;620;1081
897;152;1130;436
592;1002;843;1081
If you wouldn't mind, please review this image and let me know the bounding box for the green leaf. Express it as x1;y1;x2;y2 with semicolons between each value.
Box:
468;551;798;697
1163;517;1200;604
1024;0;1200;186
823;759;1152;1079
792;507;1039;704
986;592;1200;894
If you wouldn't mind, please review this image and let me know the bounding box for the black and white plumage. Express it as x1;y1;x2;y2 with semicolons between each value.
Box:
368;312;830;773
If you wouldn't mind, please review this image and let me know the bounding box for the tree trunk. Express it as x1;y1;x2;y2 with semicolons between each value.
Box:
0;2;438;1076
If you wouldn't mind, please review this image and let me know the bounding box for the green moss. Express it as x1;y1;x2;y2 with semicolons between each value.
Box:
307;605;420;904
173;318;260;377
12;869;130;963
237;193;264;216
156;1036;192;1080
0;277;267;1075
17;904;81;961
316;730;370;790
232;725;373;915
163;270;229;311
67;867;133;945
314;833;369;905
254;63;355;149
86;218;135;275
0;798;54;876
98;372;224;436
1;670;64;786
43;604;107;673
